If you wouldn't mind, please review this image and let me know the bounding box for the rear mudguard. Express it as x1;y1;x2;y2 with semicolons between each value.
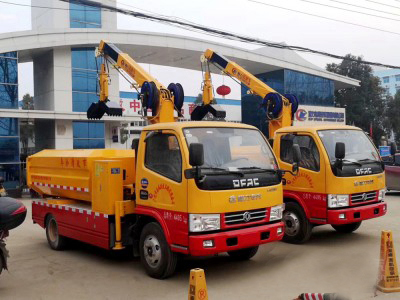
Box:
0;240;9;271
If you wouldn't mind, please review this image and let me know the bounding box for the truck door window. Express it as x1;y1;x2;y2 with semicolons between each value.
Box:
145;133;182;182
281;134;320;171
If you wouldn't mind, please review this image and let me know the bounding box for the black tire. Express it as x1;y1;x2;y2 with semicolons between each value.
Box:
139;222;177;279
228;246;259;260
332;222;362;233
282;202;312;244
45;215;67;250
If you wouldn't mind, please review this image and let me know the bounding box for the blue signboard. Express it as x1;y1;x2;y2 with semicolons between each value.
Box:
379;146;391;157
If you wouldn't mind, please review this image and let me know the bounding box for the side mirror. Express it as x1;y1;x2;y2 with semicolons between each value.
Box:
390;142;397;156
189;143;204;167
0;177;4;184
291;144;301;175
335;142;345;159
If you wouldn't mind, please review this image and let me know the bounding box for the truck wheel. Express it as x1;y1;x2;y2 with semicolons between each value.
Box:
332;222;362;233
139;222;177;279
228;246;259;260
46;215;67;250
282;202;312;244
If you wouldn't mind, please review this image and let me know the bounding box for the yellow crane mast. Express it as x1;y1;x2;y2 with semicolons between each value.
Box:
87;40;184;124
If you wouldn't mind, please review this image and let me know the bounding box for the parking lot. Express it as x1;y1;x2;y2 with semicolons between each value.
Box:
0;193;399;300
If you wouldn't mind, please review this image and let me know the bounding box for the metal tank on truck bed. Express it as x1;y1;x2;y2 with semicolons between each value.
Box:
28;149;135;203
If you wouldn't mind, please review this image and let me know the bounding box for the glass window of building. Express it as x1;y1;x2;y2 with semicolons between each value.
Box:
0;51;20;190
0;118;20;190
284;70;334;106
71;48;100;112
396;75;400;82
0;52;18;109
383;76;390;83
70;1;101;28
73;121;105;149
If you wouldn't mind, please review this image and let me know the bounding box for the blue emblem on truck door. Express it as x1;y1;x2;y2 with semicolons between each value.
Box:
141;178;149;188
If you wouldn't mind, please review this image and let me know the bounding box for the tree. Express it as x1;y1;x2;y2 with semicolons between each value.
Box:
326;55;388;145
386;91;400;145
20;120;34;158
195;93;202;104
21;93;34;110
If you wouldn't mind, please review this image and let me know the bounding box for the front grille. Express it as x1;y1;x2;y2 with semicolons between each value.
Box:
224;208;267;226
351;191;377;203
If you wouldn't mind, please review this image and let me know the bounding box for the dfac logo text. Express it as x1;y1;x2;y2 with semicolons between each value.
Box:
295;109;307;121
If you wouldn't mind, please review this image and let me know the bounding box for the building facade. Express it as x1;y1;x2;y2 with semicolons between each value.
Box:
374;69;400;96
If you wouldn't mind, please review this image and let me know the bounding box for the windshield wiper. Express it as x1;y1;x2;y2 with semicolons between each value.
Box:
358;158;380;163
332;159;362;166
200;167;245;176
237;167;277;173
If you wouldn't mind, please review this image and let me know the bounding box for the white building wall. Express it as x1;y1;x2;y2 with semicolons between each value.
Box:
33;47;73;113
55;119;73;149
31;0;70;30
32;0;116;30
33;51;55;110
102;0;117;30
53;47;73;112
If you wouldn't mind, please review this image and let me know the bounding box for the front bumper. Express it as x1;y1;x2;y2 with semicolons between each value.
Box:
188;221;284;256
327;202;387;225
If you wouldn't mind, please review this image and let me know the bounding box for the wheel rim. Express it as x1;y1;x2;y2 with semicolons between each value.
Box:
48;219;58;242
283;211;300;236
143;235;162;268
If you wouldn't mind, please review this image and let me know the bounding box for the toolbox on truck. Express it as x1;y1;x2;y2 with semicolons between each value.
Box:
0;197;27;230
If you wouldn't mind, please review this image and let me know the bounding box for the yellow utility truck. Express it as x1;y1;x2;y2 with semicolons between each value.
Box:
200;49;387;243
27;41;298;278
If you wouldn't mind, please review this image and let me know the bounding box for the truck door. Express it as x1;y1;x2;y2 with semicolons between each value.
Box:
277;133;327;220
136;130;188;246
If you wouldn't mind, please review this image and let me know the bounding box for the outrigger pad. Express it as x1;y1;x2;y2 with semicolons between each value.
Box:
191;104;226;121
87;101;123;119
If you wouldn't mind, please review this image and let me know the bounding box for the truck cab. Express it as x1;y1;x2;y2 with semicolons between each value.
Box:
134;121;285;257
273;125;387;243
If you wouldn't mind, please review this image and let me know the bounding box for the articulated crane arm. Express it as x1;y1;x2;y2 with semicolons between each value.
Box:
196;49;299;138
87;40;184;124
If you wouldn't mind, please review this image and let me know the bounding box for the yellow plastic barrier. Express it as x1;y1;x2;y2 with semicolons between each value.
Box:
188;269;208;300
377;230;400;293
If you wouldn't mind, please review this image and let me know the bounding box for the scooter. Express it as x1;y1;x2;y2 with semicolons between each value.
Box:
0;178;27;274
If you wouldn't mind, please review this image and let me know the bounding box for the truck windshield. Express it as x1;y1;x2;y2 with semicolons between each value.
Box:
318;129;380;163
183;127;277;171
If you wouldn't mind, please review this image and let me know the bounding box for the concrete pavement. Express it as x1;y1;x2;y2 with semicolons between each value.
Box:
1;193;400;300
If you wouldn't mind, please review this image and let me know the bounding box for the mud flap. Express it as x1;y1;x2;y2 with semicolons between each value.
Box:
0;240;9;271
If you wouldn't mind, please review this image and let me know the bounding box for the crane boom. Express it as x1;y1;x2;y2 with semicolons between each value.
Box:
87;40;184;124
200;49;299;138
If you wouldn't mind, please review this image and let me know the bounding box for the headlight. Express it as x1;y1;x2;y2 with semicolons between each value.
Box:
189;214;220;232
328;194;349;208
378;189;386;201
270;204;285;221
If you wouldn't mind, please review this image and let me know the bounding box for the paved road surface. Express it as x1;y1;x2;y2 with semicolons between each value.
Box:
1;193;400;300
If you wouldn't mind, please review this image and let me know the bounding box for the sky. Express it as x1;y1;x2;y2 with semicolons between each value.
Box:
0;0;399;99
